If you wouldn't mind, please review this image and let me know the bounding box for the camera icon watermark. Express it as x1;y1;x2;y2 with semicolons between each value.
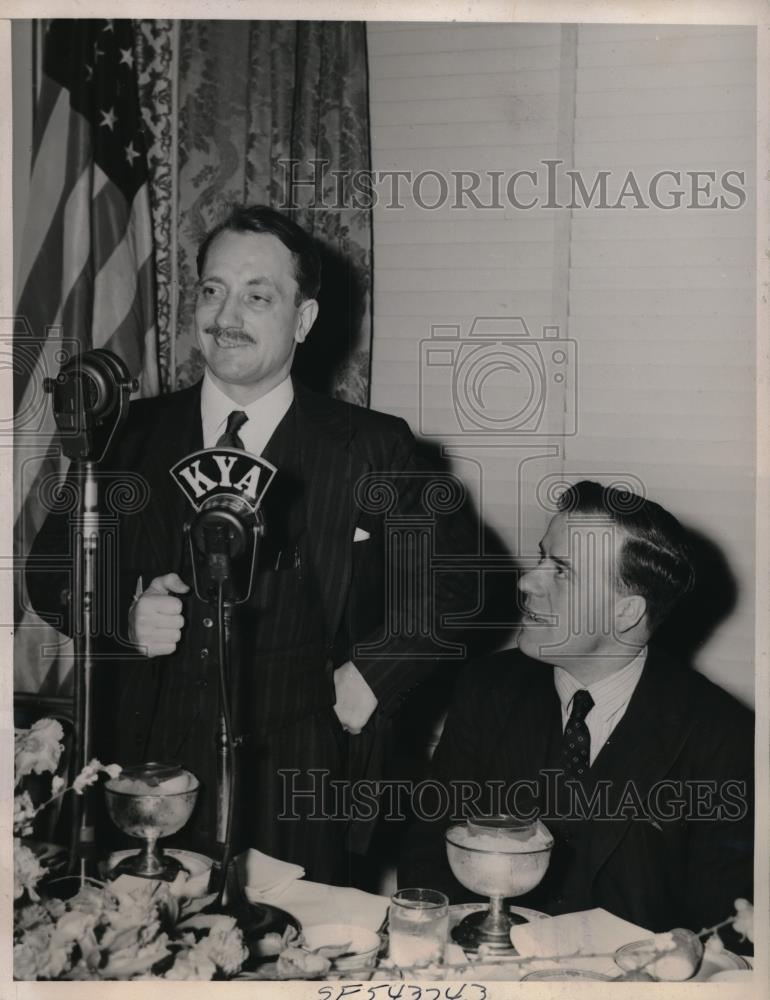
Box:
419;317;577;438
4;316;81;440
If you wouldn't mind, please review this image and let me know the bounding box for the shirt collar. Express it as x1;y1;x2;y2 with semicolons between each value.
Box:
200;371;294;441
554;647;647;719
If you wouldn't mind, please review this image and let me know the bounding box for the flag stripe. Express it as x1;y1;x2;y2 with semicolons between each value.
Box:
16;87;76;298
29;68;67;174
15;18;160;697
91;167;132;275
60;166;93;305
93;181;154;346
15;103;94;406
104;255;157;374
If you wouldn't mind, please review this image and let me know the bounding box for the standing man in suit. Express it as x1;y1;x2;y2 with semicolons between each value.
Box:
27;205;477;884
399;482;753;935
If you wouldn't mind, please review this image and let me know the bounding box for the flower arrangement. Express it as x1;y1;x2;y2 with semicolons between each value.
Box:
13;717;755;982
14;717;120;902
13;717;249;981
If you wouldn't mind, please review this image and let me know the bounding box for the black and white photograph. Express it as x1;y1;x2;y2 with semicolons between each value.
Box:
6;2;768;991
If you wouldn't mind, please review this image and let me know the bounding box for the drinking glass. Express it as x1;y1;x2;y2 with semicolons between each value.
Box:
389;887;449;968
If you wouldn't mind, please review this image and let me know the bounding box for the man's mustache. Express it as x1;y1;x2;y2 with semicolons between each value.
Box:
204;325;255;343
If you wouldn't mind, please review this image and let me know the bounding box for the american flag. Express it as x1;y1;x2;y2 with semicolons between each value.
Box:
14;19;159;693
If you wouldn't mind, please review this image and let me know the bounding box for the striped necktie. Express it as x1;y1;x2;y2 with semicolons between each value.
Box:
216;410;248;450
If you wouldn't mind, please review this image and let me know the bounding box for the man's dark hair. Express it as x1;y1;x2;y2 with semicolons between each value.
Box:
196;204;321;304
557;480;695;633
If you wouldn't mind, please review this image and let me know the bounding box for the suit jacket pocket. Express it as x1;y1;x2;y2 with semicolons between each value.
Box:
241;566;323;650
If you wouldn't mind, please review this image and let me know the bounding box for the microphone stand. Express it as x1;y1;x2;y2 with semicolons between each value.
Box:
43;349;136;880
192;516;244;904
177;460;272;906
68;460;99;877
213;581;237;904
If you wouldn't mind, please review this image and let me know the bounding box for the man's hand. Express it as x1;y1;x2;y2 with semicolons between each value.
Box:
333;661;378;735
128;572;189;657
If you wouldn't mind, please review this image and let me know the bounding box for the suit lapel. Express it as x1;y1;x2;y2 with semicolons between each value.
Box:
133;383;203;573
293;382;365;640
584;648;692;879
496;661;561;788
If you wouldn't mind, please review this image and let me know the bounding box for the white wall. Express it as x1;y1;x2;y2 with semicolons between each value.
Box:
368;22;756;707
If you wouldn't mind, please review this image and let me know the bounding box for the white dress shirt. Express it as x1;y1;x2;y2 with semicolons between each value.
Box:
553;648;647;765
200;372;294;456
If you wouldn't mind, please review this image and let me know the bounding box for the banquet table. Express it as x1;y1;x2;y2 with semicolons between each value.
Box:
236;856;752;983
28;843;751;984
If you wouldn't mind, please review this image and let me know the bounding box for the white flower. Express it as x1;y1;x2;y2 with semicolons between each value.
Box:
650;932;676;952
102;934;172;980
50;775;66;796
55;908;99;941
73;759;104;794
733;898;754;942
14;839;45;901
71;759;122;794
199;922;249;975
69;884;112;917
15;719;64;782
43;897;66;921
164;947;217;980
13;923;72;980
16;904;50;932
14;791;38;836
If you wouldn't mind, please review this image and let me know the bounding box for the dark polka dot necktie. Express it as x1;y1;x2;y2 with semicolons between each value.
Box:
216;410;248;450
561;688;594;781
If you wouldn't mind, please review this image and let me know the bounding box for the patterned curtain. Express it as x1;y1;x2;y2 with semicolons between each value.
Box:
136;20;372;404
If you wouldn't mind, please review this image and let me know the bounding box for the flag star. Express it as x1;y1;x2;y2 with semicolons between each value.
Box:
119;47;134;69
125;142;140;166
94;44;104;63
100;107;118;131
85;64;93;81
102;19;114;32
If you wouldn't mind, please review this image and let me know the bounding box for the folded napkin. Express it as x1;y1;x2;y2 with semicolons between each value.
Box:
246;877;389;933
511;908;652;959
238;848;305;897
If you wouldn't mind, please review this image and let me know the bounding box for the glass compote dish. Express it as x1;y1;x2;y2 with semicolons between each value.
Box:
104;762;199;881
445;815;553;953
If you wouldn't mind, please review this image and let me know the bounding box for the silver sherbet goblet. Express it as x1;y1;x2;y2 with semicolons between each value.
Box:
445;815;553;953
104;762;199;880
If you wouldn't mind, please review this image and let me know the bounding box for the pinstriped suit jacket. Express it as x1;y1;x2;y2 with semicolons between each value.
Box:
28;378;480;852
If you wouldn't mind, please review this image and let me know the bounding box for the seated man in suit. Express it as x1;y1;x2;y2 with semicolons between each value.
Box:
399;481;753;937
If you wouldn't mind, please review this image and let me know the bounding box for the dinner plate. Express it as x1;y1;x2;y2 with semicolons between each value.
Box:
105;847;214;880
522;968;614;981
449;901;549;956
449;901;548;928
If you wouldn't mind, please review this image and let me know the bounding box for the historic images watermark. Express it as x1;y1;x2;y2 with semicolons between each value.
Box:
277;158;748;212
7;317;81;442
10;306;650;664
343;313;656;659
278;771;749;825
418;317;576;439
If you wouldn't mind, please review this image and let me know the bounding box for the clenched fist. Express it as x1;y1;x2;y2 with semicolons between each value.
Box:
128;572;189;657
